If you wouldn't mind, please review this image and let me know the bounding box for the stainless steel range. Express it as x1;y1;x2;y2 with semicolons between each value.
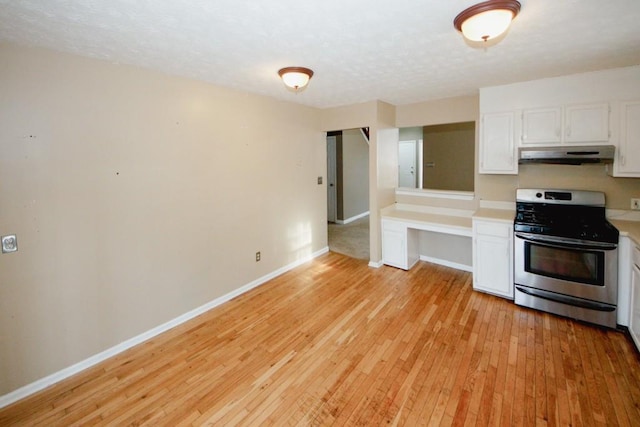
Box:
513;189;619;328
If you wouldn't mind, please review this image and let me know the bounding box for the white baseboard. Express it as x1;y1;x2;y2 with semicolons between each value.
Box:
368;259;384;268
336;211;369;225
0;246;329;409
419;255;472;273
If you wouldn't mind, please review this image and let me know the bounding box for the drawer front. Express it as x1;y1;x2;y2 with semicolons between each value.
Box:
382;219;406;232
474;221;510;238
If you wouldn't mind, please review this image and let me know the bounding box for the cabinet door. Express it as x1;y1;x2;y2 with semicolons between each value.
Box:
480;112;517;174
564;103;610;143
521;107;562;144
382;223;407;269
630;265;640;351
473;221;513;299
615;101;640;176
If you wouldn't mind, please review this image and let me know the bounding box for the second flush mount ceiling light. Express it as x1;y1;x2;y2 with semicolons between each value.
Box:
278;67;314;91
454;0;521;43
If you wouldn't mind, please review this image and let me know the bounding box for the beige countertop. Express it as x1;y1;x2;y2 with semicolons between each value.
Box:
381;204;516;234
609;219;640;244
472;208;516;222
382;205;640;237
381;205;472;234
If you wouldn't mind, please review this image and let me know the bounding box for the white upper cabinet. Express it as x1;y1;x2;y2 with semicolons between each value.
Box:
521;107;562;144
611;101;640;177
564;103;610;143
480;112;517;174
479;66;640;176
521;103;610;145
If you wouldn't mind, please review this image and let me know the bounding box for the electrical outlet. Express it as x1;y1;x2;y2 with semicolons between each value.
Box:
317;176;323;185
632;199;640;210
256;251;261;262
2;235;18;253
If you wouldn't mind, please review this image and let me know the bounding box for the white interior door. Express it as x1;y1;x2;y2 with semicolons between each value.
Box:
326;136;337;223
398;140;417;188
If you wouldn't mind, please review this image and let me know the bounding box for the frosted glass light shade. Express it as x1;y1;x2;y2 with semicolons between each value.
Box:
454;1;521;43
278;67;314;90
461;9;514;41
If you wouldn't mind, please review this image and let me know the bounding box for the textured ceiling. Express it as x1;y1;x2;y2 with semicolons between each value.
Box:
1;0;639;108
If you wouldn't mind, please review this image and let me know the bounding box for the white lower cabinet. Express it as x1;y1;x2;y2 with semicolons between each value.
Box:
381;219;418;270
382;221;407;269
472;219;514;299
629;249;640;351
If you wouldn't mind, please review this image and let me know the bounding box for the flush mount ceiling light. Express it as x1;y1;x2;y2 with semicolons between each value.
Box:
454;0;521;43
278;67;314;91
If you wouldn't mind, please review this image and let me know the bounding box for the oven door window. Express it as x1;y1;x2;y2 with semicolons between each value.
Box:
524;242;604;286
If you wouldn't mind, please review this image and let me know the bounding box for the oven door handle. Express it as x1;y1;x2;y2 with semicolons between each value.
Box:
514;232;618;250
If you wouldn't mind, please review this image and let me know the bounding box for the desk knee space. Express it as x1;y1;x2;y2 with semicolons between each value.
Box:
381;206;473;271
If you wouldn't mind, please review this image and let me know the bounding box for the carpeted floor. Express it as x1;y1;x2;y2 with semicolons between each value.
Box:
328;215;369;260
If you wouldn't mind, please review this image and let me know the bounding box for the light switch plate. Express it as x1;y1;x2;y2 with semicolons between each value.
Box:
2;235;18;253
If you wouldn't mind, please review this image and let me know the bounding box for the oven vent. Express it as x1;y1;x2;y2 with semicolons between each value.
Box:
518;145;615;165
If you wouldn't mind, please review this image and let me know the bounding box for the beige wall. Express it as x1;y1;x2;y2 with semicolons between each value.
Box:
418;232;472;267
372;102;399;262
399;127;422;142
341;129;369;220
320;101;377;132
3;43;639;399
477;164;640;208
395;95;480;210
0;43;326;395
422;122;474;192
396;95;479;128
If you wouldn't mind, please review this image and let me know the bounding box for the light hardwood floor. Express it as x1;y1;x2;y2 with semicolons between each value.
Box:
1;252;639;426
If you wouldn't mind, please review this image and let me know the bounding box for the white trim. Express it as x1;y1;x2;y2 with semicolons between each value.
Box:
395;188;475;201
336;211;369;225
368;259;384;268
419;255;473;273
0;246;329;409
479;200;516;210
418;139;424;188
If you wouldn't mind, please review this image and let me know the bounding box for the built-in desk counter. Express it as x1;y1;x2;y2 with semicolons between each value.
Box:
381;203;516;299
381;204;473;235
380;204;473;270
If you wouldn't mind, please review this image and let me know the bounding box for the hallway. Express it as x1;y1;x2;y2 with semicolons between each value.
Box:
328;216;369;260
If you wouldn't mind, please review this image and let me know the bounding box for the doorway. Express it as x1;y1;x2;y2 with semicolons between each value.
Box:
326;129;370;260
398;140;418;188
327;135;337;223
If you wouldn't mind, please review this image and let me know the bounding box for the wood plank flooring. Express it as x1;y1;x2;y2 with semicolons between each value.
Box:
1;252;639;426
